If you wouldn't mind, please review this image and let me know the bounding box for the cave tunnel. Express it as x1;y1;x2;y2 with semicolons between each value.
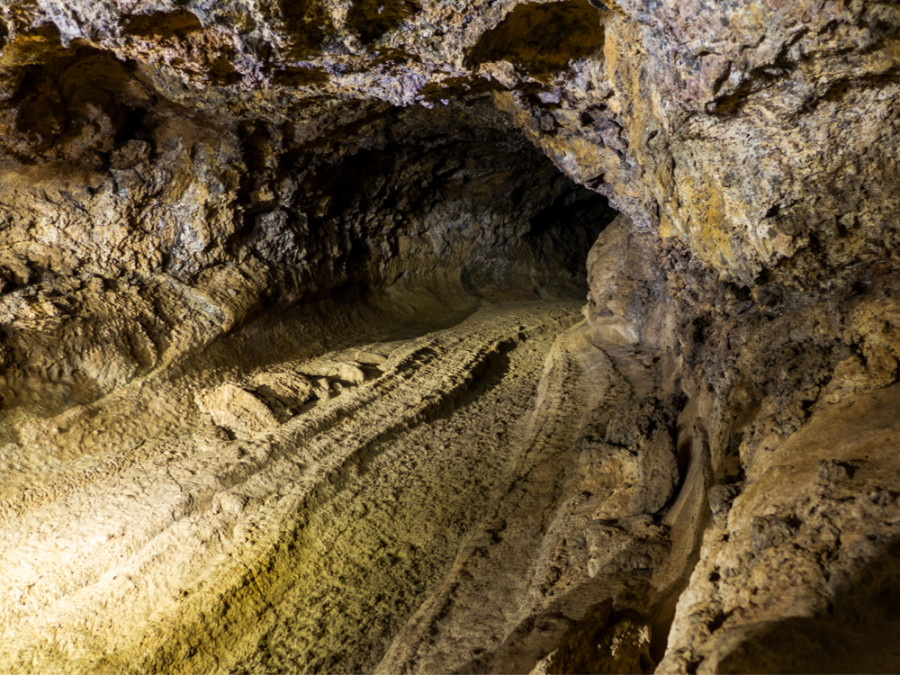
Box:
0;28;627;675
243;100;618;309
3;1;900;674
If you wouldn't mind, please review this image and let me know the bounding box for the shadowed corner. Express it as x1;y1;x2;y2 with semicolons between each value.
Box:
465;0;605;81
711;537;900;674
347;0;421;45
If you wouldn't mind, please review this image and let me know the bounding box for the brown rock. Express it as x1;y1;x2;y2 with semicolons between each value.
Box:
0;0;897;673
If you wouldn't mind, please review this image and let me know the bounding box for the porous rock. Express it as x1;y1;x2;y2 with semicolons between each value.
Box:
0;0;897;673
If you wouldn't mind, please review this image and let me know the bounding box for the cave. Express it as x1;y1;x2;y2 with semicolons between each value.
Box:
1;2;900;674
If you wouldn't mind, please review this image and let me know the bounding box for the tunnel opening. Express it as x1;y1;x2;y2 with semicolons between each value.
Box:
241;99;618;316
0;67;618;421
189;98;620;406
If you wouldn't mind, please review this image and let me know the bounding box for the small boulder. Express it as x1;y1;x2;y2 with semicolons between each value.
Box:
196;383;279;437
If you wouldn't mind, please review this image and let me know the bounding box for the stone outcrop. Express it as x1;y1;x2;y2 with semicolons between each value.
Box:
0;0;898;673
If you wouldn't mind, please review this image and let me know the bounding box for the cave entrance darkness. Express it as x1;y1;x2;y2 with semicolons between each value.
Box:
245;100;618;317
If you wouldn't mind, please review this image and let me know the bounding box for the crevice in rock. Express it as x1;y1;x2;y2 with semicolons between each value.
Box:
347;0;421;45
466;0;605;80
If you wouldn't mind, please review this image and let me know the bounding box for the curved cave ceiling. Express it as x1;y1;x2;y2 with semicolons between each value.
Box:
0;1;899;674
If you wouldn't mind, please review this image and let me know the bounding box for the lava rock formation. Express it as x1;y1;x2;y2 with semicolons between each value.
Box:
0;0;898;673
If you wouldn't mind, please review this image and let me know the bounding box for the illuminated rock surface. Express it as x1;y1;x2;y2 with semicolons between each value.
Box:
0;0;898;672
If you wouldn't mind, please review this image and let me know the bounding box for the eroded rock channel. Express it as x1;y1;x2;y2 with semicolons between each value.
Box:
1;1;900;673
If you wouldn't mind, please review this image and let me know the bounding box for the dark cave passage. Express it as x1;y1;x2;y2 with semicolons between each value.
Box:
239;100;618;313
0;93;617;420
0;102;621;669
0;22;621;675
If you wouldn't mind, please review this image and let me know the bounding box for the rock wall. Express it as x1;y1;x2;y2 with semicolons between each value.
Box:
0;0;898;672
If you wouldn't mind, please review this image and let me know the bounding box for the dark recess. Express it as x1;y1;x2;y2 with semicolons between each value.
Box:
347;0;420;44
122;9;203;38
466;0;605;79
278;0;333;57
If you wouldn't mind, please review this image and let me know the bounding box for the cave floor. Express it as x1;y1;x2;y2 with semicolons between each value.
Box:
0;292;640;674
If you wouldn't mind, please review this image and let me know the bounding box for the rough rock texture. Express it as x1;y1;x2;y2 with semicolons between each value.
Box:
0;0;898;673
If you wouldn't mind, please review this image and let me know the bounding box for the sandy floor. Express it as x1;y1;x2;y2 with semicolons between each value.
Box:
0;288;613;673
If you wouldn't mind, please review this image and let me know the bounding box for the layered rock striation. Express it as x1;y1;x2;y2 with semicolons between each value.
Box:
0;0;898;672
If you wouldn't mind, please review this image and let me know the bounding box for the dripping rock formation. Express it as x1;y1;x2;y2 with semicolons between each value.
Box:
0;0;898;673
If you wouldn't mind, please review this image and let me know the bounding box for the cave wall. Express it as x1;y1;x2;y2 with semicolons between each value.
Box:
0;0;898;672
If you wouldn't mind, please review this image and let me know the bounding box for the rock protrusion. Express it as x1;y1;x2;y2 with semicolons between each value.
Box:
196;383;280;437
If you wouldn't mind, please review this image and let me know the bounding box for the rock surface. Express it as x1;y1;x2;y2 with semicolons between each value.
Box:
0;0;898;673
